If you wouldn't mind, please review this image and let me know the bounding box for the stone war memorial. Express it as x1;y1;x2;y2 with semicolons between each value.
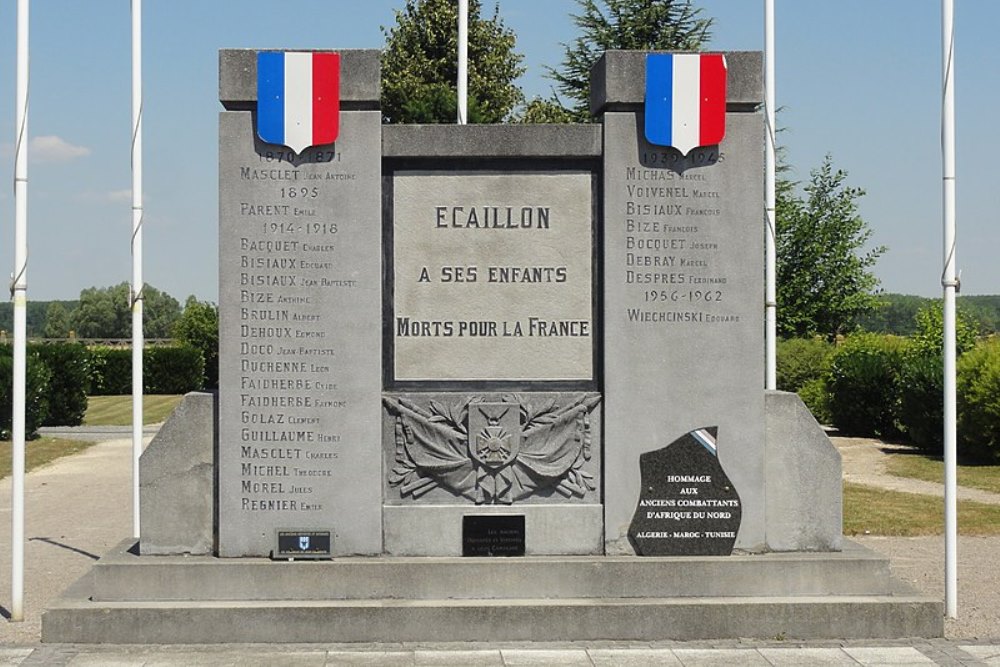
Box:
41;47;943;643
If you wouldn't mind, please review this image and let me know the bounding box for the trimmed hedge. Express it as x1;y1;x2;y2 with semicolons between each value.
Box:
0;344;52;439
144;345;205;394
896;305;977;454
957;337;1000;461
776;337;834;393
30;342;91;426
777;337;834;424
88;346;132;395
89;344;204;395
826;333;906;438
897;350;944;452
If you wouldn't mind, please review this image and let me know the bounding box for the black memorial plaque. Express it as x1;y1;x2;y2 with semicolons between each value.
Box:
628;427;742;556
462;515;526;557
274;530;332;560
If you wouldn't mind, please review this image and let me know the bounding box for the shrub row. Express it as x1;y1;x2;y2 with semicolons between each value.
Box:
88;345;205;396
0;342;204;438
779;327;1000;461
0;345;52;439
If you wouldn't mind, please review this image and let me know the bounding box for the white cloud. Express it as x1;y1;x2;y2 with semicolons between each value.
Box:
106;189;132;203
29;135;90;163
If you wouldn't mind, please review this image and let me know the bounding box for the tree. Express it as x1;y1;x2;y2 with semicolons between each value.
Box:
43;302;72;338
381;0;525;124
543;0;713;122
776;156;886;339
173;296;219;390
70;282;181;339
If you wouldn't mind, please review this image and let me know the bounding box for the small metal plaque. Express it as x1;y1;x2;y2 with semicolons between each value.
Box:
462;515;525;557
274;529;332;560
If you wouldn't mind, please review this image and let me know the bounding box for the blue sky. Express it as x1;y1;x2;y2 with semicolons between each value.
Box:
0;1;997;302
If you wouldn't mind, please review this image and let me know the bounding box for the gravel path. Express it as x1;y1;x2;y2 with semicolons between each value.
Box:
857;535;1000;640
839;435;1000;638
0;438;140;644
834;435;1000;505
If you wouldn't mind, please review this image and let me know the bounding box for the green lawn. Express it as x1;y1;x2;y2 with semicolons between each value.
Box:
83;395;183;426
886;453;1000;495
1;395;184;479
843;482;1000;536
0;437;94;480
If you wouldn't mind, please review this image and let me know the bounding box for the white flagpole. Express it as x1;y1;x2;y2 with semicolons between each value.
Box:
764;0;777;390
457;0;468;124
131;0;144;539
10;0;29;623
941;0;958;620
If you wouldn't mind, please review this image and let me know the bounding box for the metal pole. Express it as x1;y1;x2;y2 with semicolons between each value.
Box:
764;0;777;390
457;0;468;124
941;0;958;620
131;0;144;539
10;0;29;623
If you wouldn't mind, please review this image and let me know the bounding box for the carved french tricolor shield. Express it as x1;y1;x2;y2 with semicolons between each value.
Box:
256;51;340;153
644;53;727;155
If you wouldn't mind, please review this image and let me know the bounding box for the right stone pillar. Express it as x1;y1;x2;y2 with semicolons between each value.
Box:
595;51;767;554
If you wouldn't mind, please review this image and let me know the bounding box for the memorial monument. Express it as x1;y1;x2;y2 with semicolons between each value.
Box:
40;47;943;643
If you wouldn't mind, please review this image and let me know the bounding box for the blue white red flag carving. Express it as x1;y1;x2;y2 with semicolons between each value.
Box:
644;53;727;155
256;51;340;154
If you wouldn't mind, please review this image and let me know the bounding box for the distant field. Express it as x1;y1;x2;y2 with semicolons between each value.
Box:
83;395;183;426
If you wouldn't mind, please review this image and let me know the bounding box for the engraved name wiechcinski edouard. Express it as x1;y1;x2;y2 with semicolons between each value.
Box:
628;427;742;556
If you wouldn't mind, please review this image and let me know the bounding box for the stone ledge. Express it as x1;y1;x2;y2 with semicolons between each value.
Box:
383;124;602;159
590;51;763;115
219;48;381;108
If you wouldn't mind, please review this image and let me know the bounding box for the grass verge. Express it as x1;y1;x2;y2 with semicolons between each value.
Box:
83;395;183;426
886;453;1000;495
0;438;94;480
844;482;1000;536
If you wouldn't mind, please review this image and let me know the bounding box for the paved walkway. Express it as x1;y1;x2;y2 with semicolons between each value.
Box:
0;432;998;664
1;641;1000;666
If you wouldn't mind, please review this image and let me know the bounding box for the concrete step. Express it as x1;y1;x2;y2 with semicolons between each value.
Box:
91;539;896;601
42;591;943;644
43;539;943;643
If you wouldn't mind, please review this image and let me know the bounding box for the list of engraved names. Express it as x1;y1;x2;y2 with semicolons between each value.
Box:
228;147;356;516
619;149;740;327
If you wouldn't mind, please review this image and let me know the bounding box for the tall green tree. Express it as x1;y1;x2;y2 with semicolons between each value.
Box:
381;0;525;124
541;0;713;122
43;302;72;338
70;283;181;339
173;296;219;390
776;156;886;339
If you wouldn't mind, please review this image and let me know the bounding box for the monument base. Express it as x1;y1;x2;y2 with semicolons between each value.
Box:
41;539;942;643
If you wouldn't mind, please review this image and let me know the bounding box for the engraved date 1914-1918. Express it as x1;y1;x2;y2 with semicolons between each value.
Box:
262;222;338;235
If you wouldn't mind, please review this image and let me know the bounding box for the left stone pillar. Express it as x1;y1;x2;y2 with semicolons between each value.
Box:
217;49;383;557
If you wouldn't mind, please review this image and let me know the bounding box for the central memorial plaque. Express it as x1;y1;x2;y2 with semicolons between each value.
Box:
392;171;594;382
